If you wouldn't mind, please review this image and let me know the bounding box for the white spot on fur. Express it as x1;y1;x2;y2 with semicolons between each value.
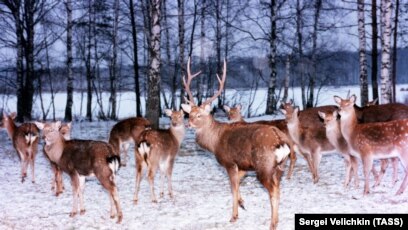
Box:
137;142;150;157
275;144;290;163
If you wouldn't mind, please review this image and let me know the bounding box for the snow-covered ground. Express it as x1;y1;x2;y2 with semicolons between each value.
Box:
1;115;408;230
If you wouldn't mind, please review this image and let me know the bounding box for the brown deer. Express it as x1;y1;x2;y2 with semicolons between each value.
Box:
280;103;338;183
43;122;72;196
35;121;123;223
133;109;185;204
181;58;293;230
1;112;39;183
108;117;151;166
318;110;359;188
223;104;298;179
334;95;408;195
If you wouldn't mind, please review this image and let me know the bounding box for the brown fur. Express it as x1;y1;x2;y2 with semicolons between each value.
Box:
1;112;39;183
335;95;408;195
223;104;297;179
35;121;123;223
133;110;185;204
281;103;337;183
108;117;151;166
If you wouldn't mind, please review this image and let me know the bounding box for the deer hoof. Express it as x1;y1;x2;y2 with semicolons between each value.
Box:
238;199;245;210
151;199;157;203
396;189;403;196
229;215;238;223
80;209;86;215
116;212;123;224
160;192;164;198
69;212;77;217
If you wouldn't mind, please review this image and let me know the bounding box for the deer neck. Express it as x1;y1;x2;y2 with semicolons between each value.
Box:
339;108;358;149
45;134;65;164
325;121;345;150
170;124;185;146
195;117;224;153
286;118;301;145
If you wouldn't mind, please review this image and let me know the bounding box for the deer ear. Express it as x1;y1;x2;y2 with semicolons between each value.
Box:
318;111;325;120
203;104;212;114
280;109;287;115
164;109;172;117
10;112;17;120
236;104;242;110
54;121;62;130
223;105;230;112
294;107;299;115
181;104;191;114
67;122;72;129
34;121;45;130
289;99;293;105
333;96;342;105
350;95;357;103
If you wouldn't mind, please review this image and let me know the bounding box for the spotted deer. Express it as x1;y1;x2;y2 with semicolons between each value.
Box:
108;117;151;166
35;121;123;223
43;122;72;196
334;95;408;195
181;58;293;230
318;110;359;188
223;104;298;179
354;99;408;185
280;103;338;183
133;109;185;204
1;112;39;183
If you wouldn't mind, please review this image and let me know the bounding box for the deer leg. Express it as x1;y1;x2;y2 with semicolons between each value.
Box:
362;156;374;195
56;167;64;196
147;163;158;203
374;160;389;187
69;173;80;217
392;158;399;186
159;167;165;198
286;145;297;180
166;157;176;199
97;169;123;223
227;164;239;223
237;170;246;210
311;150;322;184
121;142;130;167
133;153;144;204
78;175;86;215
342;154;352;188
301;151;314;180
29;151;35;183
396;155;408;195
350;155;359;188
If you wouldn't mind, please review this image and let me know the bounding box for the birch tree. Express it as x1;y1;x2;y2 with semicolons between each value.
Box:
178;0;186;107
109;0;120;120
380;0;392;104
265;0;278;114
358;0;369;106
371;0;379;101
146;0;161;128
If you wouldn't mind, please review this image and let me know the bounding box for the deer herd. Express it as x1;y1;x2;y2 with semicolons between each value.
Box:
1;59;408;230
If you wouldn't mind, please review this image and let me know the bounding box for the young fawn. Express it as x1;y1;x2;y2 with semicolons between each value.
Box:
318;110;359;188
182;58;292;230
1;112;39;183
223;104;298;179
281;103;338;183
133;109;185;204
35;121;123;223
109;117;151;166
334;95;408;195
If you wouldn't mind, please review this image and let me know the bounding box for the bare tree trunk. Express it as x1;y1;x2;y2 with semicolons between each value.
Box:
392;0;399;103
64;0;74;121
371;0;379;101
178;0;186;107
215;0;222;109
296;0;306;108
198;0;206;106
306;0;321;108
86;0;94;121
221;0;230;108
282;55;291;103
109;0;119;120
129;0;142;116
380;0;392;104
146;0;161;129
266;0;277;114
358;0;369;106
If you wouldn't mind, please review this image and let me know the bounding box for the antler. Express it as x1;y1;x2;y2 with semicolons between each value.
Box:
182;57;201;105
203;59;227;106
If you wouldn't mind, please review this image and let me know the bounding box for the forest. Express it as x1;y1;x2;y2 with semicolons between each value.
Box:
0;0;407;128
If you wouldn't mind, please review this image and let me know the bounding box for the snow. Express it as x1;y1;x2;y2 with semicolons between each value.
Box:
1;116;408;230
